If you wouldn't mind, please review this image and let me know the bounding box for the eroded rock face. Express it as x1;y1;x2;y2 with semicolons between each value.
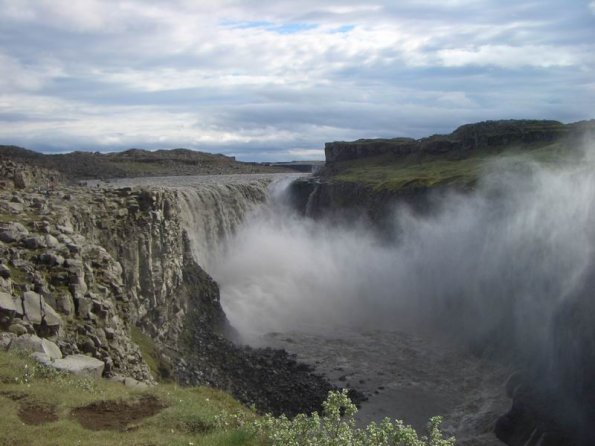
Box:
0;169;152;382
0;160;339;415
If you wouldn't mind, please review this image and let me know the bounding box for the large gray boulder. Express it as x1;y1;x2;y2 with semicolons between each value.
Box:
0;291;20;314
9;334;62;359
13;170;30;189
0;292;20;327
0;332;16;350
22;291;62;328
33;354;105;378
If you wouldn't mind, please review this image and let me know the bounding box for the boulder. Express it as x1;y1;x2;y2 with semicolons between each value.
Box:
54;292;74;316
108;375;149;389
0;291;19;314
39;252;65;267
9;334;62;359
23;236;47;249
8;323;28;336
76;297;93;319
0;292;20;327
44;234;60;249
13;170;29;189
22;291;62;328
0;222;28;243
46;354;105;378
8;318;34;335
0;332;16;350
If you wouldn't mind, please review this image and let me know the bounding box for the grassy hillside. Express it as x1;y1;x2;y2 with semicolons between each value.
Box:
326;136;584;192
0;349;257;446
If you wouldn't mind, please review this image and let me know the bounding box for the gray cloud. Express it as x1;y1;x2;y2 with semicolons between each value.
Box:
0;0;593;160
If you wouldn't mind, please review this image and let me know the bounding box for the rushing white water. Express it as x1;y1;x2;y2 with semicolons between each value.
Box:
95;173;301;268
176;182;270;268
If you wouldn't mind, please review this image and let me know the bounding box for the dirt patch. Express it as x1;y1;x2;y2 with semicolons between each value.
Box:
71;395;166;431
18;401;59;425
0;392;58;426
0;390;28;401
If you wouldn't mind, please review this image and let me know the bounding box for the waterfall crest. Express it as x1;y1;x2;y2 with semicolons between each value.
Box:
175;179;271;268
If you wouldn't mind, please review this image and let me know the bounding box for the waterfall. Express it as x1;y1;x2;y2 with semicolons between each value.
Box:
175;179;272;269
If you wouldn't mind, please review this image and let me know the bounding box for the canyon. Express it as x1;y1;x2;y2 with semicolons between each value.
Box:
1;119;595;445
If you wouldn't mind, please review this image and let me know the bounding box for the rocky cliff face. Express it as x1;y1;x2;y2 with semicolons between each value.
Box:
0;178;153;381
0;161;339;415
287;177;448;236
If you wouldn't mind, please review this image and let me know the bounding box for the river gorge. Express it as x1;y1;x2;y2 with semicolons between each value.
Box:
2;133;595;445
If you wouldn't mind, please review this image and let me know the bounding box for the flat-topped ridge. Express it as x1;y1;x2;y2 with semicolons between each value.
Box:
325;119;594;163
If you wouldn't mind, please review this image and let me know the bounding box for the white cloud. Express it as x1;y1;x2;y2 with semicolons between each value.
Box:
287;148;325;160
0;0;593;158
437;45;581;68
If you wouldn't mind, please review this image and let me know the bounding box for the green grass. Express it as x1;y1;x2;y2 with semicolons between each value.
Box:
130;326;173;382
7;265;28;285
330;140;579;192
0;349;259;446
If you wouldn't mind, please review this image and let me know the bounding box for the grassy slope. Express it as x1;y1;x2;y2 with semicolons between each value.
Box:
330;140;577;192
0;350;258;446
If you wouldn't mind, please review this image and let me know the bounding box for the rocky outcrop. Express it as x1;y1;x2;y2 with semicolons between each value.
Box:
324;120;592;164
0;158;64;190
0;183;153;381
287;177;452;235
0;159;339;416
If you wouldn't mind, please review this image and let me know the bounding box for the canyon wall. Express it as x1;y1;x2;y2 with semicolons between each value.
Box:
0;166;336;415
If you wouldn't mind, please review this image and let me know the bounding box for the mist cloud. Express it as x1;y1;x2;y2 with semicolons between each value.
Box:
212;143;595;362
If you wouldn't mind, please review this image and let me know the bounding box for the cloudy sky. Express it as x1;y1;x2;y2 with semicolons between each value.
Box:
0;0;594;161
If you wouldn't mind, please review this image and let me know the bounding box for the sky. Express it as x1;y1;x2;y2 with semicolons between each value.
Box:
0;0;594;161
